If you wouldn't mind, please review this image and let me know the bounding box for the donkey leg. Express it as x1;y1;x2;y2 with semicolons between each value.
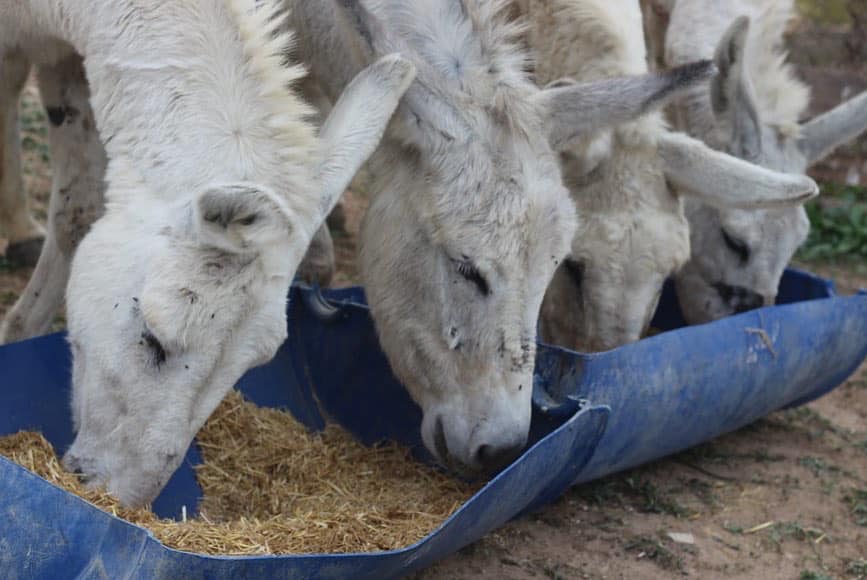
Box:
0;49;45;267
0;53;106;343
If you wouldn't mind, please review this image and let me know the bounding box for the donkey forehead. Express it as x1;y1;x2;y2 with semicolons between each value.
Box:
719;204;807;238
429;178;573;255
427;130;565;210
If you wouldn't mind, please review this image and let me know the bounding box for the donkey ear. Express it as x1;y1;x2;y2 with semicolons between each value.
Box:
711;16;763;161
314;54;415;223
798;90;867;164
194;184;291;252
659;132;818;209
535;60;716;150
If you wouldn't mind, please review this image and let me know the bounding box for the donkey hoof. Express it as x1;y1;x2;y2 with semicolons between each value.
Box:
4;237;44;268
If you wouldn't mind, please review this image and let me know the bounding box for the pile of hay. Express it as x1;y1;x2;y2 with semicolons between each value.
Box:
0;391;478;555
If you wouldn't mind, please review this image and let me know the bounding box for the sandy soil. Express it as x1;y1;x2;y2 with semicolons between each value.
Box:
1;5;865;579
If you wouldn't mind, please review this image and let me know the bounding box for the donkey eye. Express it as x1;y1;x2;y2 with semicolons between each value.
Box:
237;214;258;226
721;229;750;265
453;258;490;296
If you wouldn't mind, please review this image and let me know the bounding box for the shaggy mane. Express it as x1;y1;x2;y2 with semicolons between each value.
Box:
378;0;538;134
226;0;318;164
517;0;667;151
744;0;811;132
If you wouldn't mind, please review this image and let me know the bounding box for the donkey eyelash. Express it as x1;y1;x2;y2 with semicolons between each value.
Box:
721;228;750;265
452;258;490;296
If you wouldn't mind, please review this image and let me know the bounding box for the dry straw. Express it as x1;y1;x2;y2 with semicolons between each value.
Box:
0;391;479;555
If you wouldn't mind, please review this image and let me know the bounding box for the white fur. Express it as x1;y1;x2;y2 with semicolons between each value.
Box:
1;0;413;506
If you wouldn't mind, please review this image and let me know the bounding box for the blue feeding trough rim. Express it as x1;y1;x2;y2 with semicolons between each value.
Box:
0;268;865;578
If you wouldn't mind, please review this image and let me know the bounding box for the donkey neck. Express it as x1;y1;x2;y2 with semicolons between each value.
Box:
36;0;319;208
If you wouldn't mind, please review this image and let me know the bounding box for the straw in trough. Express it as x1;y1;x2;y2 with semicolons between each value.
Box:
0;391;480;554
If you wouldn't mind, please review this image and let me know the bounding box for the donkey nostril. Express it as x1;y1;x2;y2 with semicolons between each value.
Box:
474;441;523;475
713;282;735;303
733;291;764;314
715;283;764;314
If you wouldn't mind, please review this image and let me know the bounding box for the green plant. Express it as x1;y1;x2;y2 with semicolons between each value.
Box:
624;536;683;572
623;477;691;518
845;488;867;527
799;191;867;262
800;570;833;580
1;291;19;306
847;558;867;578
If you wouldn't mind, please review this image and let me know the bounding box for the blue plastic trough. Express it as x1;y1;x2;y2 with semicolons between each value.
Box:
0;268;864;579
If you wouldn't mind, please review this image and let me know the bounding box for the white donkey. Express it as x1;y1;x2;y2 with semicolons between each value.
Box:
652;0;867;323
290;0;760;476
1;0;415;506
515;0;818;352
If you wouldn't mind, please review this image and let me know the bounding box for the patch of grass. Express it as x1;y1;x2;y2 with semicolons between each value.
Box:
800;571;833;580
767;521;824;546
822;182;867;202
623;477;691;518
597;514;625;532
780;407;851;441
0;291;18;306
798;456;828;475
723;522;744;535
531;512;567;528
537;561;584;580
798;191;867;263
844;488;867;527
624;536;683;572
679;443;784;466
572;478;622;507
683;477;721;508
847;558;867;578
573;473;693;517
798;456;844;478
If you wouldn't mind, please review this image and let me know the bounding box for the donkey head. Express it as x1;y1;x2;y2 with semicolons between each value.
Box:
676;17;866;323
540;108;818;352
63;32;415;507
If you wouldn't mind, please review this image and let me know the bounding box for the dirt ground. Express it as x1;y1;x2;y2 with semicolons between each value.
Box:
1;4;865;579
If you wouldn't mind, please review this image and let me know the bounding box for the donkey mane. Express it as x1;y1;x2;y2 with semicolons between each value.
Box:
743;0;810;133
518;0;667;154
527;0;648;82
226;0;318;167
380;0;538;134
